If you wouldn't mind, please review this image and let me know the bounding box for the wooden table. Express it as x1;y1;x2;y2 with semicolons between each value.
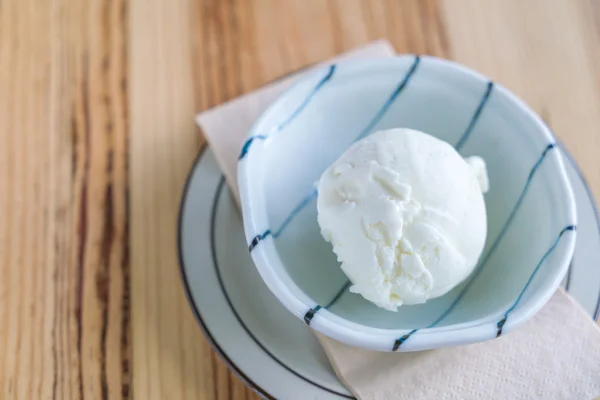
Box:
1;0;599;398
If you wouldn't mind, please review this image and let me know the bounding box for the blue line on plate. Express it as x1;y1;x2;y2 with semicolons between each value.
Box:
238;65;336;160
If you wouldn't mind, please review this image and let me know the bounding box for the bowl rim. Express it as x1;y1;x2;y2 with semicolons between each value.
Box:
237;55;577;351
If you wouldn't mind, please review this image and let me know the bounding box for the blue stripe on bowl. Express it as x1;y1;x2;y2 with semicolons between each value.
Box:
239;65;336;160
277;65;336;132
355;56;421;141
248;230;272;252
247;187;317;252
392;143;559;349
303;281;351;325
393;224;576;350
454;81;494;151
496;317;507;338
392;329;418;351
272;187;318;238
303;305;322;324
495;225;576;337
430;144;557;325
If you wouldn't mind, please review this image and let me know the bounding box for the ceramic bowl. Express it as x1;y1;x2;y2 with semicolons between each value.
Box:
237;55;577;352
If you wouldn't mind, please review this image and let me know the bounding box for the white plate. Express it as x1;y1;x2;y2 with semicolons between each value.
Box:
178;143;600;400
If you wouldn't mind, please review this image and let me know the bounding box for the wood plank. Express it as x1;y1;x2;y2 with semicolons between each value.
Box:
129;0;228;398
0;0;130;398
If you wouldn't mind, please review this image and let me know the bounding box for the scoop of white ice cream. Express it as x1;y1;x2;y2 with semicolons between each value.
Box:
317;128;488;311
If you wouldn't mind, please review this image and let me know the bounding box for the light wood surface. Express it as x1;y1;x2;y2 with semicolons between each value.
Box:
1;0;599;398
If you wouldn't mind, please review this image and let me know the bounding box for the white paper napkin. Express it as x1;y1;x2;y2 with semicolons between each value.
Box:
196;41;600;400
317;292;600;400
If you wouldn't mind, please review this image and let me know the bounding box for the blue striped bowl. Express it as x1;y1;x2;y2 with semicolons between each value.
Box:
237;56;577;352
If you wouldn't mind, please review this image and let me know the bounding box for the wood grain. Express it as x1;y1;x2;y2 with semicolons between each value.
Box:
1;0;600;398
0;0;129;398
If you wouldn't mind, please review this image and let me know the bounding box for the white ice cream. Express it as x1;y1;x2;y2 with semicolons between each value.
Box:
317;129;488;311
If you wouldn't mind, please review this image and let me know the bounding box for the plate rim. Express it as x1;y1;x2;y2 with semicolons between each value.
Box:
178;144;275;400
